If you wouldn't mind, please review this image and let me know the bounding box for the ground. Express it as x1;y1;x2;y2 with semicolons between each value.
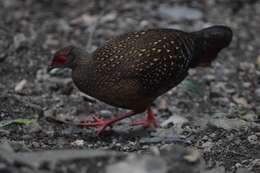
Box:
0;0;259;173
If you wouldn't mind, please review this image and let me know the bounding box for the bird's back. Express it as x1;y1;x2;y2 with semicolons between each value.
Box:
91;29;195;97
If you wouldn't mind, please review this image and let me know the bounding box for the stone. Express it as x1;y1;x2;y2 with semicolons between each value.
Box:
14;79;28;94
247;135;258;145
208;118;248;131
161;115;188;129
158;5;203;21
70;139;84;147
256;54;260;67
70;14;97;26
13;33;27;49
106;155;167;173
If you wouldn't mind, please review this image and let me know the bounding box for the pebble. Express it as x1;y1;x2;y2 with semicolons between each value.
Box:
242;82;251;88
252;159;260;169
139;20;149;28
106;155;167;173
232;96;250;108
201;141;213;152
247;135;258;145
183;149;200;163
14;79;28;94
71;139;85;147
241;112;258;122
255;88;260;98
100;110;112;118
44;128;55;137
32;141;40;148
13;33;27;49
235;163;242;168
208;118;248;131
0;52;7;63
256;54;260;67
158;5;203;21
57;19;71;32
70;14;97;26
161;115;188;129
101;12;117;23
239;62;255;74
158;98;168;110
45;34;59;46
202;74;215;81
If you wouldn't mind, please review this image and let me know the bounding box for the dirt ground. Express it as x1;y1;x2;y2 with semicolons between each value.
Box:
0;0;259;173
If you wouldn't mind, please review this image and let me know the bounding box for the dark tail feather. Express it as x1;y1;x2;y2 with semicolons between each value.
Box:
190;25;233;68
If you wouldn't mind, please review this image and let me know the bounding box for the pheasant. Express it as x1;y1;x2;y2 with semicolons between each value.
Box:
48;25;232;134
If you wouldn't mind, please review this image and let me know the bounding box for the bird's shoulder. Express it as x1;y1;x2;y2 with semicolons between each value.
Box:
92;29;191;74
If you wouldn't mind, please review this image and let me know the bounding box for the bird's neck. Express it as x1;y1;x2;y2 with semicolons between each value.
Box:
72;50;95;86
70;48;91;70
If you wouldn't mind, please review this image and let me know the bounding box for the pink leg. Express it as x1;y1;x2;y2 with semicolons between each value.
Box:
80;111;138;135
131;107;160;128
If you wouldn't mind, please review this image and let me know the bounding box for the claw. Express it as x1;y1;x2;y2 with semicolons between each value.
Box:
92;115;102;121
80;116;112;134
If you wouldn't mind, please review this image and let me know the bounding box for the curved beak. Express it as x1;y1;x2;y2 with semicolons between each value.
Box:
47;66;54;73
47;64;59;73
47;64;67;73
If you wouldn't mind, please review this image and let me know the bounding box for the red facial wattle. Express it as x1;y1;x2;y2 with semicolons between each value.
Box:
52;54;68;66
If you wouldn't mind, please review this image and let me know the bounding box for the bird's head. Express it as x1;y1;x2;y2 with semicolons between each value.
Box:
47;45;80;72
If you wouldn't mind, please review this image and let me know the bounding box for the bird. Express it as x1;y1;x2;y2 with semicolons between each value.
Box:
48;25;232;135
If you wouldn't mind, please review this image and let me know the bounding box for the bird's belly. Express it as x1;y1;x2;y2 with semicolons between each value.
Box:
94;91;153;111
75;77;153;111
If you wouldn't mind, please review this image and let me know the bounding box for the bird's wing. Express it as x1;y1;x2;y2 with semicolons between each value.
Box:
92;29;193;97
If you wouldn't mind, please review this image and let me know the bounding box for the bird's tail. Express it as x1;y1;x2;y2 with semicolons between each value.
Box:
190;25;233;68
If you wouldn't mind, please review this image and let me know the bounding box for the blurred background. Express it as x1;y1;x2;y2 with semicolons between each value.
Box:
0;0;259;172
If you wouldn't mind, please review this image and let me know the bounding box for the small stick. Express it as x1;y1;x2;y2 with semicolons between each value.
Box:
86;11;105;52
2;94;43;114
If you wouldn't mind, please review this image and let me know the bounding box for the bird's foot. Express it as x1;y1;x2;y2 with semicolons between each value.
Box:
80;116;114;135
80;111;138;135
131;110;160;128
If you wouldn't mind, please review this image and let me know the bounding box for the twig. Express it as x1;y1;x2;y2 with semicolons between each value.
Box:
0;25;13;63
86;11;105;52
1;94;43;114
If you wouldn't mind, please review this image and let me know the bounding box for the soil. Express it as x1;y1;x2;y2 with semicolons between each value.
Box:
0;0;259;173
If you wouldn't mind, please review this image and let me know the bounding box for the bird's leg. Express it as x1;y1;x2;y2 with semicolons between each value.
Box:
131;107;160;128
80;111;138;135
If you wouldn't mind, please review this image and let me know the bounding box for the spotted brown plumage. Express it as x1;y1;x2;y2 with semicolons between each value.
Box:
48;25;233;135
